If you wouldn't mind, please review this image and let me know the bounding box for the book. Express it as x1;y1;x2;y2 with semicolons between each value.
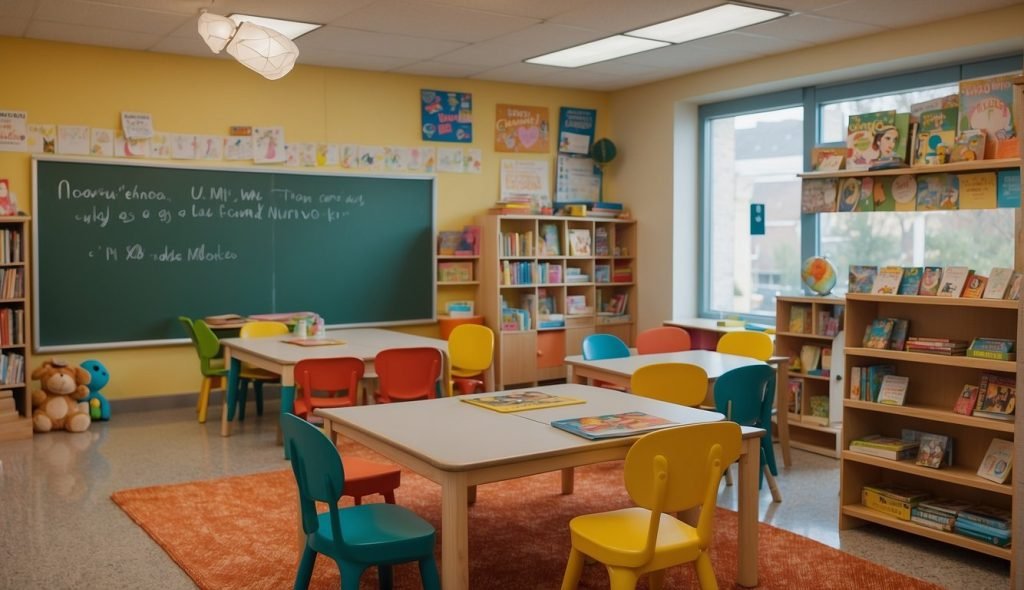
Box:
958;74;1016;159
949;129;986;162
862;484;930;520
437;230;463;255
568;229;591;256
953;520;1012;547
918;497;974;519
897;267;923;295
593;226;609;255
862;318;895;349
958;505;1012;530
937;266;970;297
836;177;861;212
846;110;896;170
788;305;810;333
960;273;987;298
916;173;958;211
810;146;846;171
983;267;1014;299
461;391;584;413
550;411;679;440
864;364;897;401
849;435;918;460
1006;272;1023;300
915;107;958;165
997;168;1021;208
870;266;903;295
800;177;838;213
952;384;980;416
457;225;481;255
974;373;1015;418
204;313;244;325
787;378;803;414
539;223;561;256
565;295;588;315
976;438;1013;484
848;265;878;294
284;338;345;347
966;338;1015;361
799;344;821;374
914;433;949;468
876;375;909;406
887;318;909;351
918;266;943;296
849;367;862;400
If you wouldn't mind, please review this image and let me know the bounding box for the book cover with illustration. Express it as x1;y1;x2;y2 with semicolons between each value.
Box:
915;433;949;468
977;438;1013;484
956;172;996;210
462;391;584;413
961;273;988;299
870;177;896;211
848;265;878;294
937;266;970;297
862;318;895;349
983;267;1014;299
959;74;1016;158
810;146;846;171
953;384;980;415
871;266;903;295
897;267;923;295
949;129;986;162
856;177;875;212
916;174;958;211
846;110;896;170
836;177;862;212
918;266;943;296
800;178;838;213
551;411;678;440
997;169;1020;209
915;107;958;165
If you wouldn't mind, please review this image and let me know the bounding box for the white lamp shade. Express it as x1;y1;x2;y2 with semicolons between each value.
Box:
225;21;299;80
197;12;236;54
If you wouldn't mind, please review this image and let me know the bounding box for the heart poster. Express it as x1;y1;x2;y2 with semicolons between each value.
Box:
495;104;549;153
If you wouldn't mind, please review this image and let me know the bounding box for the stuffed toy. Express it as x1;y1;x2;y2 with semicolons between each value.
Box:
31;358;92;433
80;359;111;421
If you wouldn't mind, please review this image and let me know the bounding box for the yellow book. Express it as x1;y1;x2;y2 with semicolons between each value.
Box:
862;488;914;520
461;391;584;413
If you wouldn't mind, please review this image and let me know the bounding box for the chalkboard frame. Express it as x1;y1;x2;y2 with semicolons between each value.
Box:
32;155;438;352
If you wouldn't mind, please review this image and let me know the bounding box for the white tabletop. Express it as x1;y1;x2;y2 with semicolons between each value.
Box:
220;327;447;364
564;349;764;380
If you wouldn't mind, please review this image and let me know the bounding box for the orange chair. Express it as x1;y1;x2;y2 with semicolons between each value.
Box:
293;357;365;418
374;347;442;403
636;326;692;354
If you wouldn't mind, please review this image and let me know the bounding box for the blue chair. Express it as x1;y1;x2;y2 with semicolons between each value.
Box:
713;364;781;501
281;413;441;590
582;333;630;360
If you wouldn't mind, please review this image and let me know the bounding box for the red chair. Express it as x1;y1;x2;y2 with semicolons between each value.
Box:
636;326;692;354
292;358;401;505
374;347;442;403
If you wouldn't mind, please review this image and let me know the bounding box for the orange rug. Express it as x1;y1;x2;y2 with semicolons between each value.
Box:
112;441;943;590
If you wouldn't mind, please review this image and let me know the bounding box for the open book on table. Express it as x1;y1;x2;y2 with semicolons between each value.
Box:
283;338;345;347
461;391;583;413
551;411;678;440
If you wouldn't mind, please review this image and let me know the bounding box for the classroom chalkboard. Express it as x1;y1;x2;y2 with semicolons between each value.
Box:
32;157;436;351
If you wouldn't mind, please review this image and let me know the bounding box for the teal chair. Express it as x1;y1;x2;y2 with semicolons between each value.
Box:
281;413;440;590
713;364;781;501
582;333;631;360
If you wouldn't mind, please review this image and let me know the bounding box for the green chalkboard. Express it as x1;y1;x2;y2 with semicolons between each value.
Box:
32;157;436;351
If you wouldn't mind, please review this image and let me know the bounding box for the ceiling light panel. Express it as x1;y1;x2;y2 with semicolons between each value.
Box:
626;3;788;44
526;35;668;68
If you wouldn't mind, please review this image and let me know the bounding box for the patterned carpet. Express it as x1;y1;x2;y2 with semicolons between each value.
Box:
112;438;944;590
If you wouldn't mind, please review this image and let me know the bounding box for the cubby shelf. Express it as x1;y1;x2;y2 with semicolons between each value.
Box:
0;216;32;442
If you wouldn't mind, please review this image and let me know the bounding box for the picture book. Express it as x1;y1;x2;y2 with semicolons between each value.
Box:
846;110;896;170
457;225;481;255
976;438;1013;484
856;177;875;212
958;74;1016;159
836;177;862;212
952;384;980;416
539;223;561;256
788;305;810;333
960;273;987;299
956;172;997;210
848;265;878;294
565;295;588;315
997;169;1020;208
871;266;903;295
284;338;345;347
918;266;943;296
593;226;609;255
568;229;591;256
849;435;918;460
966;337;1015;361
975;373;1016;418
914;433;949;469
870;176;896;211
799;344;821;374
461;391;584;413
901;428;953;467
983;267;1014;299
891;174;918;211
550;411;678;440
810;146;846;171
849;366;862;400
937;266;970;297
897;267;923;295
437;231;463;255
787;378;803;414
916;173;958;211
949;129;986;162
888;318;909;351
862;318;895;349
800;178;838;213
958;505;1012;529
910;94;959;125
877;374;910;406
1006;272;1023;300
915;107;958;165
865;364;897;402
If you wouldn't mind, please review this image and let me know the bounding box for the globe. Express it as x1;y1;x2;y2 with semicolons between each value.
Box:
590;138;617;165
801;256;837;295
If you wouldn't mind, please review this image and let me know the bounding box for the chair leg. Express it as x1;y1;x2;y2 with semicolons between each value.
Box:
607;565;639;590
648;569;666;590
236;379;250;422
418;556;441;590
254;380;265;416
197;377;213;424
560;547;585;590
294;546;317;590
378;564;393;590
761;436;779;476
383;490;395;504
764;463;782;503
468;485;477;505
338;559;366;590
723;465;733;487
694;552;719;590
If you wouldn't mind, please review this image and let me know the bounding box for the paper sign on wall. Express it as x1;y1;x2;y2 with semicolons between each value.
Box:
0;111;28;152
121;111;154;139
421;89;472;143
558;107;596;155
495;104;549;153
500;159;550;207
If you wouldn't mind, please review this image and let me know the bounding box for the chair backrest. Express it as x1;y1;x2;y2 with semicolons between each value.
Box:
375;347;442;402
448;324;494;373
713;364;776;429
582;333;630;361
186;319;224;375
636;326;692;354
630;363;708;407
623;421;741;562
281;413;345;536
240;320;290;338
716;331;774;361
295;357;365;409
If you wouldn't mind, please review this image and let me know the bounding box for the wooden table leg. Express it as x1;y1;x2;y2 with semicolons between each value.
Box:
561;467;575;494
737;436;760;588
440;472;470;590
220;356;241;437
773;359;792;468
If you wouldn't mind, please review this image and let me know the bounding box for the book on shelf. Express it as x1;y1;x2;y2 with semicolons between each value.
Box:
806;395;829;425
901;428;954;466
958;505;1011;530
845;110;896;170
787;378;803;414
849;434;918;460
861;484;931;520
438;261;473;282
567;229;591;256
960;273;987;299
888;318;909;351
958;73;1016;159
914;433;950;469
983;267;1014;299
897;267;923;295
952;384;981;416
461;391;584;413
953;517;1012;547
801;177;838;213
871;266;904;295
918;266;943;296
819;347;832;376
593;226;609;256
1007;271;1023;301
903;337;968;355
550;411;678;440
914;107;958;165
862;318;895;349
799;344;821;374
836;177;861;212
445;300;475;318
976;438;1013;484
539;223;561;256
594;264;610;283
973;373;1015;420
810;146;846;171
853;364;897;402
965;337;1015;361
876;375;909;406
937;266;971;297
565;295;589;316
437;230;463;255
848;265;877;294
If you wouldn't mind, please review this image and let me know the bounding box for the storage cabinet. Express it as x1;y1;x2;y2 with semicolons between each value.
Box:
478;214;637;389
0;217;32;441
840;294;1015;562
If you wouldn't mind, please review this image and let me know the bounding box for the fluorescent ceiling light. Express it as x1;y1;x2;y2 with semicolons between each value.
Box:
626;3;788;44
228;13;322;40
526;35;669;68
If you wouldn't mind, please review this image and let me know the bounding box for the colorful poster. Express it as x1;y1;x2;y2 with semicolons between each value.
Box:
558;107;596;155
0;111;27;152
495;104;549;153
57;125;90;155
421;89;472;143
500;159;550;207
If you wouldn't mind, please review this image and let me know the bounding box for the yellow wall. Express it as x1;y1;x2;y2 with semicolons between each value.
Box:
608;5;1024;329
0;37;609;400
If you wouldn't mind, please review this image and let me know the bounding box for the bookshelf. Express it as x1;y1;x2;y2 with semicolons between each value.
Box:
436;227;480;327
839;293;1016;562
477;214;637;389
774;295;844;458
0;217;31;441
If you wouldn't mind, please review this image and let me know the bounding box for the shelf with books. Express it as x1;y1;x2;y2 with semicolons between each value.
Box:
436;230;481;327
478;214;637;389
0;217;31;442
799;157;1020;179
840;292;1015;562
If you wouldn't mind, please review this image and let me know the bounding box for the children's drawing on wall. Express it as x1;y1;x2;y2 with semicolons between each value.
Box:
28;124;56;154
224;136;253;161
358;145;385;171
437;147;464;173
196;135;224;160
90;128;114;157
253;126;285;164
114;131;148;158
57;125;90;155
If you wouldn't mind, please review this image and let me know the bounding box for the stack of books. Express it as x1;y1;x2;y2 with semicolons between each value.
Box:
861;484;931;521
488;198;536;215
904;337;968;355
965;337;1016;361
0;389;18;424
954;505;1012;547
911;498;973;532
849;434;918;460
612;263;633;282
565;267;590;283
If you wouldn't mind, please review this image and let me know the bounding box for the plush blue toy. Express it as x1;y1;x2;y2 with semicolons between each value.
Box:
80;360;111;421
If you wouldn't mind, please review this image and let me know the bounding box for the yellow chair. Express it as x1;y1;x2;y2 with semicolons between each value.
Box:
561;421;742;590
235;320;290;420
630;363;708;407
447;324;494;396
715;331;773;361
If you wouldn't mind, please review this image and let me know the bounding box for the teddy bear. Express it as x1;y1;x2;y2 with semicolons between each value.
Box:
31;358;92;433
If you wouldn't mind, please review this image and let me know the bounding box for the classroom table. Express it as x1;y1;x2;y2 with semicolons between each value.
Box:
662;318;751;350
219;328;449;437
315;383;766;589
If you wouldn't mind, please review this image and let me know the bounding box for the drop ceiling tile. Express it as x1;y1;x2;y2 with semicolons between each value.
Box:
548;0;722;33
616;43;756;71
744;12;883;44
767;0;851;12
299;27;466;60
213;0;375;23
26;20;162;50
392;60;492;78
813;0;1015;28
433;23;603;67
335;0;540;43
689;30;811;55
470;62;564;85
35;0;186;36
580;60;664;77
294;46;417;71
422;0;592;20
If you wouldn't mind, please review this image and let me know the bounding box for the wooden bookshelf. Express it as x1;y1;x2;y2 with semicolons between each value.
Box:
798;157;1021;179
0;217;32;441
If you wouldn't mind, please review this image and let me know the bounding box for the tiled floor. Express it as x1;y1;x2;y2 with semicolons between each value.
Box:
0;399;1011;589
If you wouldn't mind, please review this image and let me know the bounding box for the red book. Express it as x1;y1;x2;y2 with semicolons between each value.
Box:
953;384;979;415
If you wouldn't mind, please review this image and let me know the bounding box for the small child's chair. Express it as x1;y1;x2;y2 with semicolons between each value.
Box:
374;347;442;403
447;324;494;395
635;326;692;354
581;333;631;391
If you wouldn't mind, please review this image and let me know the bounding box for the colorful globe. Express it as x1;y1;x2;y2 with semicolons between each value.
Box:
801;256;837;295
